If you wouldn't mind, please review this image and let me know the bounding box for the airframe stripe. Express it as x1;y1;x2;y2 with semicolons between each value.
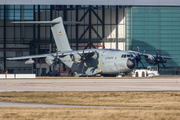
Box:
75;54;78;63
99;57;102;72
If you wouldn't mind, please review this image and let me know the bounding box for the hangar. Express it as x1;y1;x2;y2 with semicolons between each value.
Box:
0;0;180;75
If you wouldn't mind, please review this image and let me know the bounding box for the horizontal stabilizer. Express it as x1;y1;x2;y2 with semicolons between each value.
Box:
11;21;60;24
12;21;83;24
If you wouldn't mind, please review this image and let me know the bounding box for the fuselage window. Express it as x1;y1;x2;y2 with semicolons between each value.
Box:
127;54;134;58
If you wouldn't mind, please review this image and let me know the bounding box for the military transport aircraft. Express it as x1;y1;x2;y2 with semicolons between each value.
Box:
7;17;175;76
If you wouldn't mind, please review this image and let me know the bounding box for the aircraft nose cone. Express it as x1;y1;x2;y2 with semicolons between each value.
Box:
127;58;136;69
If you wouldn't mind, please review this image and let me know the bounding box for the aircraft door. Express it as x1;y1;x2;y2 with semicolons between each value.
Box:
105;64;109;71
100;62;109;73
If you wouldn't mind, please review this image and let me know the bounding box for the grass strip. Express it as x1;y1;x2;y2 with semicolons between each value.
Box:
0;91;180;107
0;107;180;120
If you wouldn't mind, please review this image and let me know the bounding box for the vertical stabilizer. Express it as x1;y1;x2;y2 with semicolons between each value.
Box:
51;17;72;52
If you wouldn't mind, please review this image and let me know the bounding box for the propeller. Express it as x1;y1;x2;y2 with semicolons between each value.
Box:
133;46;145;67
77;48;91;63
76;48;91;73
48;49;63;76
49;49;61;63
153;49;166;72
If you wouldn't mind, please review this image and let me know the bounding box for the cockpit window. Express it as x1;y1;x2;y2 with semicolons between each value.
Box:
121;54;133;58
121;54;126;58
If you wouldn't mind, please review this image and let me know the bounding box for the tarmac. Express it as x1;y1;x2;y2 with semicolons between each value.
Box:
0;78;180;92
0;77;180;107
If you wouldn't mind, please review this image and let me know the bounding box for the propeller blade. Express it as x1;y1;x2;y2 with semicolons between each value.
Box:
49;50;61;63
82;63;85;73
158;63;160;72
77;52;83;57
162;63;165;68
137;46;140;55
49;51;55;58
139;60;144;67
84;50;91;58
83;48;85;56
133;51;144;68
142;50;145;55
137;46;139;52
136;60;139;67
77;48;91;63
160;51;164;58
156;49;158;58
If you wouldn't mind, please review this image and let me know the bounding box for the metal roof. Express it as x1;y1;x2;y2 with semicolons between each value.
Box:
1;0;180;6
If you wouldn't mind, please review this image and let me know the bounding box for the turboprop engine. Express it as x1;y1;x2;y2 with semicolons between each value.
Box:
145;54;155;64
145;50;167;66
45;56;54;65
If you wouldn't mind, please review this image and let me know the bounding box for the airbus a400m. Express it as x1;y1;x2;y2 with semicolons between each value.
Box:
7;17;175;76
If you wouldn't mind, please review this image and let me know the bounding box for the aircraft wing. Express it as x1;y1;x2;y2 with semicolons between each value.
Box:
151;55;176;59
130;51;176;59
7;53;52;60
6;49;96;60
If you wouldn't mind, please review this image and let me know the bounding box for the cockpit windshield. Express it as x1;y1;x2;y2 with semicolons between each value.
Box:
121;54;133;58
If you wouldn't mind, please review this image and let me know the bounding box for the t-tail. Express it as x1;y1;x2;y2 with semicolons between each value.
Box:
12;17;83;52
51;17;71;52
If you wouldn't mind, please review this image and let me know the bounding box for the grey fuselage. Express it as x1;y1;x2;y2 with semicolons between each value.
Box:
60;49;136;76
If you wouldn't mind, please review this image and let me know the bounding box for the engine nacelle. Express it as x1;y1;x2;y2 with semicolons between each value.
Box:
145;55;167;64
45;56;54;65
25;58;35;64
160;58;167;63
145;55;155;64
